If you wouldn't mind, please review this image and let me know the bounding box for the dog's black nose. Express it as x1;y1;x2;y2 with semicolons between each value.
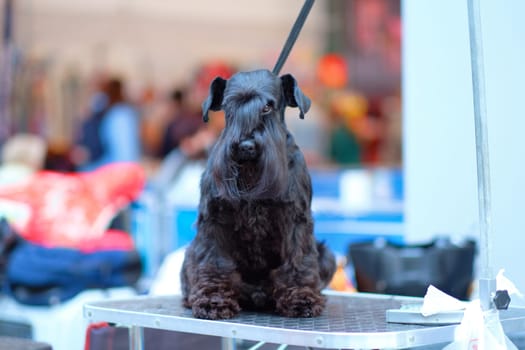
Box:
238;139;258;161
239;139;256;153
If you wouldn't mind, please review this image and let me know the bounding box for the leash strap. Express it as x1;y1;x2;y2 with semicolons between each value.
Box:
272;0;315;75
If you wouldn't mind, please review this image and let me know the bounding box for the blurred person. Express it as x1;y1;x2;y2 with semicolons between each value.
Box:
75;77;142;171
328;92;366;166
379;93;402;165
149;110;225;192
0;133;46;186
329;91;387;167
156;88;201;159
138;84;164;159
44;139;76;172
179;109;224;159
359;97;385;165
285;101;331;167
149;62;232;191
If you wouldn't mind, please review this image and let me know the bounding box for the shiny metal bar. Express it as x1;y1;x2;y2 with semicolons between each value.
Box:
221;337;236;350
467;0;496;311
129;326;144;350
247;341;266;350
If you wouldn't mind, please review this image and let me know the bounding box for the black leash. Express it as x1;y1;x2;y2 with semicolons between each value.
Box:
272;0;315;75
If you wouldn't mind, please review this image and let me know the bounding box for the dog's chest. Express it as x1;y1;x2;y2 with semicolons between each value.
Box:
212;199;292;273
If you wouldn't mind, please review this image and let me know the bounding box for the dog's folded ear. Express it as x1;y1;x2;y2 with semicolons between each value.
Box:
280;74;311;119
202;77;227;122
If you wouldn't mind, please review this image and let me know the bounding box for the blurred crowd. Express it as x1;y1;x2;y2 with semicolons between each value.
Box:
0;59;401;182
0;0;402;178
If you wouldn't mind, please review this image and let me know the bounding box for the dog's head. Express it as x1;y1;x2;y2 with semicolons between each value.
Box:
202;69;310;200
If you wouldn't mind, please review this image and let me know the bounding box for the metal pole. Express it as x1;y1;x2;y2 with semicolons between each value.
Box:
221;337;236;350
129;326;144;350
466;0;496;311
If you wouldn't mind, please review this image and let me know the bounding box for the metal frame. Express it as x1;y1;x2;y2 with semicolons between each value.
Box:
83;292;525;350
467;0;497;313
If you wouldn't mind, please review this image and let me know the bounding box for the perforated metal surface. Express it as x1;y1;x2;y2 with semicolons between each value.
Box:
84;292;525;349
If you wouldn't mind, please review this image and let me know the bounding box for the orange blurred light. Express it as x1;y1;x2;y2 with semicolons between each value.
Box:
316;53;348;88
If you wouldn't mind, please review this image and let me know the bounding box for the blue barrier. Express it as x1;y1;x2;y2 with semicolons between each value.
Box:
131;167;405;276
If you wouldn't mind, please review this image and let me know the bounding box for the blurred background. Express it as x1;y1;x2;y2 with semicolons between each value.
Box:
2;0;525;349
0;0;401;170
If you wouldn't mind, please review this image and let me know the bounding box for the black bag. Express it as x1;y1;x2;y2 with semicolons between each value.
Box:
348;237;476;300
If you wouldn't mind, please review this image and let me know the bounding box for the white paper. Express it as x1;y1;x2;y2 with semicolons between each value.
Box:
442;300;518;350
421;285;467;317
497;269;523;298
437;269;522;350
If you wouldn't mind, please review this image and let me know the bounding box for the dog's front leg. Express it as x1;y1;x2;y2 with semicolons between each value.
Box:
184;253;242;320
272;254;326;318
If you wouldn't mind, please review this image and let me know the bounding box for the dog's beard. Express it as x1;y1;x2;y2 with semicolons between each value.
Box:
237;163;259;193
237;145;288;199
210;124;288;201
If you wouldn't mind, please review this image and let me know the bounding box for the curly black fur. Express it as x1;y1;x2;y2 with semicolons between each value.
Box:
181;69;336;319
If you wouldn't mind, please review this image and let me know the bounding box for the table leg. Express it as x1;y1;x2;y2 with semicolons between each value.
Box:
129;326;144;350
221;337;236;350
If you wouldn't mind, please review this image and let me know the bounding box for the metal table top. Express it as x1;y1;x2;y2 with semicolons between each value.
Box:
83;292;525;349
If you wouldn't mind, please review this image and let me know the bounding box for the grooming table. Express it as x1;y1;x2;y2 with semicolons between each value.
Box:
83;292;525;349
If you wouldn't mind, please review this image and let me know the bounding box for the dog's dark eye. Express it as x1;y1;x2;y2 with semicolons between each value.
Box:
261;103;273;115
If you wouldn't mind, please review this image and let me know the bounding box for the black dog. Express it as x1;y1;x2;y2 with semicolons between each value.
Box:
181;69;336;320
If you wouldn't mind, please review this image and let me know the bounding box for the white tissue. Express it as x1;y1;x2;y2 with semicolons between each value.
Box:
421;269;522;318
436;268;522;350
421;285;467;317
497;269;523;298
442;300;518;350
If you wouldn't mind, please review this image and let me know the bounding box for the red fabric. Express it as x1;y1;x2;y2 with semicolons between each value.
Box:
0;162;145;249
84;322;110;350
80;229;136;253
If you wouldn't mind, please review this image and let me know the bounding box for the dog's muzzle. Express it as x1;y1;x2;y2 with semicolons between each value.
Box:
235;139;259;162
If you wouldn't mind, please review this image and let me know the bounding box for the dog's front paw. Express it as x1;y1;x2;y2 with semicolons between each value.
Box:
191;293;241;320
275;287;326;318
